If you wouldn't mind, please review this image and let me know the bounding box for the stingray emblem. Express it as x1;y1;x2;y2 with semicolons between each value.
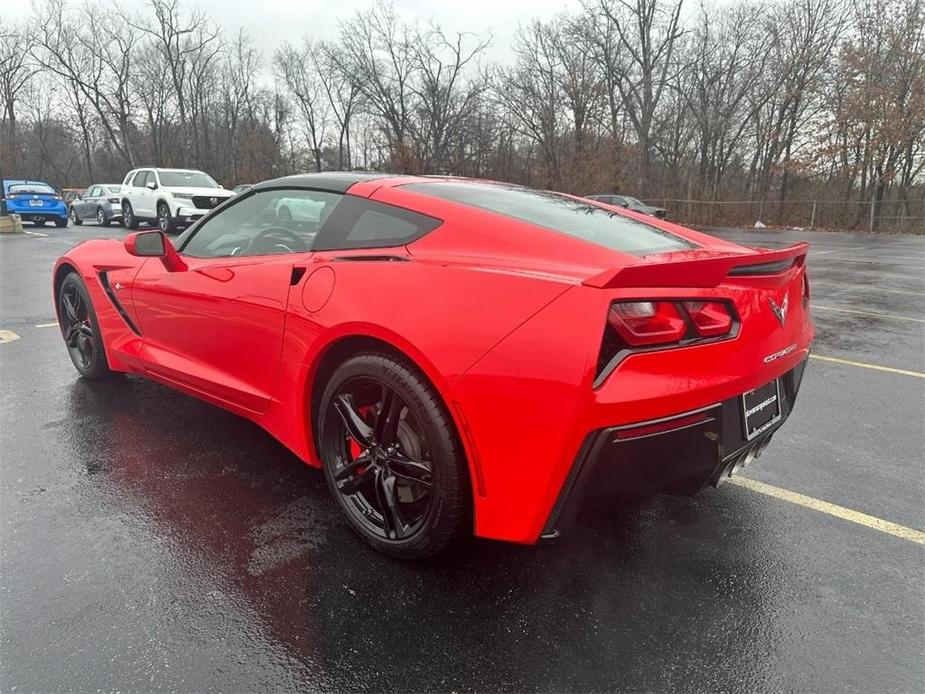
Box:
769;293;789;327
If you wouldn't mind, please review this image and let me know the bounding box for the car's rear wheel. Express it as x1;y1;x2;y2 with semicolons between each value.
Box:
123;201;138;229
70;207;82;226
317;352;469;559
54;218;67;228
34;219;46;227
57;272;111;379
97;208;111;227
157;202;177;233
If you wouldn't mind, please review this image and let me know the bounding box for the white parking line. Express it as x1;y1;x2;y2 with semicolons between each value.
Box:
21;230;48;237
35;322;59;328
810;304;925;323
0;330;21;343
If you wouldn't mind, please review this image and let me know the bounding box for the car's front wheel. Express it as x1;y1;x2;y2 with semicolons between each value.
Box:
57;272;112;379
70;207;82;226
123;201;139;229
157;202;177;233
317;352;470;559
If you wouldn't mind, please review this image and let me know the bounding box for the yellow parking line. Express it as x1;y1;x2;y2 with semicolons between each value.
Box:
35;322;59;328
810;304;925;323
0;330;21;343
809;354;925;378
730;476;925;545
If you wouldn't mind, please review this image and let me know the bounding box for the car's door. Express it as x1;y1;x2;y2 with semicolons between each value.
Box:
129;187;342;412
83;186;101;217
131;171;153;217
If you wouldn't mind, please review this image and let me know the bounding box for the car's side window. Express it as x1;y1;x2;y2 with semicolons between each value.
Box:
180;188;343;258
90;186;101;197
313;196;441;251
133;171;148;188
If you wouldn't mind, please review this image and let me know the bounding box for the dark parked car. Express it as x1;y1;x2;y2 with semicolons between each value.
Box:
69;184;124;226
586;194;667;219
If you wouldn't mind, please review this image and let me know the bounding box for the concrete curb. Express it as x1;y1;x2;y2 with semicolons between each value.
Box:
0;214;25;233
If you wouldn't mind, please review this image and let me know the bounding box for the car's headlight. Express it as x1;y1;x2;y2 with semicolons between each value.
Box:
172;193;193;200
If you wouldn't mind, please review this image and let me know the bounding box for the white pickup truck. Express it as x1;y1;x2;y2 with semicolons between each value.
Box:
119;168;234;232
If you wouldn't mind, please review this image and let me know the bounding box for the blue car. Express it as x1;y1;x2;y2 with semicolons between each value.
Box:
2;179;68;227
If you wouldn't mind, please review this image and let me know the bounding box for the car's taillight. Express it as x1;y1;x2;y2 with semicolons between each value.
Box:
53;195;63;200
608;301;687;346
7;194;19;199
596;298;738;385
682;301;733;337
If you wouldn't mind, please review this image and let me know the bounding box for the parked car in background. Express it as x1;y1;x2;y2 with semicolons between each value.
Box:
585;194;667;219
69;184;123;227
1;179;68;227
119;168;234;233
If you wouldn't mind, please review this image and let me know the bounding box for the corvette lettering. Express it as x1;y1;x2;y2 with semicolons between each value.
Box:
763;343;797;363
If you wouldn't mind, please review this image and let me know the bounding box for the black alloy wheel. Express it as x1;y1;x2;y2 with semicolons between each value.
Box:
70;207;82;225
318;352;469;559
57;273;111;379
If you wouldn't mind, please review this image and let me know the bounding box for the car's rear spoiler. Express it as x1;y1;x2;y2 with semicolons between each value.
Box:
582;242;809;289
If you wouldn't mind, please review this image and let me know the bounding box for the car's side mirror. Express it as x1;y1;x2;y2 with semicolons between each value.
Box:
124;231;186;272
146;181;158;190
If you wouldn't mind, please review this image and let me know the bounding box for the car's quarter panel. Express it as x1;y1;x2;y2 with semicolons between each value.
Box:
130;253;299;413
256;247;576;476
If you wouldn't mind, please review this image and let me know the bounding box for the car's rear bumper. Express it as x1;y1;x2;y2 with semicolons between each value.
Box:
8;203;67;221
540;357;809;539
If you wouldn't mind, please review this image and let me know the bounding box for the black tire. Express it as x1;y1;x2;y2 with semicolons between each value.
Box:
317;352;470;559
97;208;111;227
34;219;46;227
57;272;112;379
55;218;67;228
70;207;82;226
157;202;177;233
123;201;139;229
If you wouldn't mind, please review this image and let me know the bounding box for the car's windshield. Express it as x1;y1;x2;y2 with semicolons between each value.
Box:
158;171;219;188
403;181;694;256
624;196;645;207
9;183;56;195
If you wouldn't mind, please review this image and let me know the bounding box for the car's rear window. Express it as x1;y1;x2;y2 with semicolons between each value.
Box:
402;181;694;256
9;183;56;195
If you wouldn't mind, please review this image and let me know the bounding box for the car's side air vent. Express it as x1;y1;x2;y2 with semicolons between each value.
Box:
98;272;142;336
290;267;307;285
728;258;796;276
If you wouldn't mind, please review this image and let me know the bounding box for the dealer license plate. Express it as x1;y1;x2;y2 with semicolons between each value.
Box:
742;379;782;440
29;199;43;206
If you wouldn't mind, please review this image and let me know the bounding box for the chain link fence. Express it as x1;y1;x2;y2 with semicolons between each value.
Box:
642;198;925;233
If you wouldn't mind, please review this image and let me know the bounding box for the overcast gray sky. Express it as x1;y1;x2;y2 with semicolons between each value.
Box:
4;0;588;65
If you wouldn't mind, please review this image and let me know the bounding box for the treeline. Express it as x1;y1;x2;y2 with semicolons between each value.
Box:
1;0;923;230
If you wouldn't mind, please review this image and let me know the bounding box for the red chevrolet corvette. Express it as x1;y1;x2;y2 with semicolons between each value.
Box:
54;173;813;557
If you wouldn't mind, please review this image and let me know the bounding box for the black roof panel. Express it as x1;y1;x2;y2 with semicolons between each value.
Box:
252;172;393;193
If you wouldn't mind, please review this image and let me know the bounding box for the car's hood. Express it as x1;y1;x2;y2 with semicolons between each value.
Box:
165;186;232;197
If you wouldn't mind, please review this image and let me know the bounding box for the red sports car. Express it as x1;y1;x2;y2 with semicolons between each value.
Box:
53;173;813;558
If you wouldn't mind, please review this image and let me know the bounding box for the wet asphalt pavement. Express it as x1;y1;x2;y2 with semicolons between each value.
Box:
1;222;923;693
